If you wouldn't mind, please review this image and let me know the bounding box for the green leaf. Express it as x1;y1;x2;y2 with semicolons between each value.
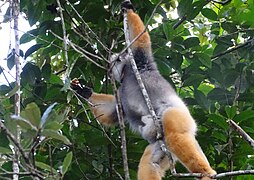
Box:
183;37;200;49
0;147;12;154
208;114;228;129
24;44;42;59
177;0;193;18
21;103;41;128
194;90;209;110
196;53;212;68
11;115;38;131
7;51;15;70
183;74;205;88
21;62;41;85
40;103;58;127
44;121;63;130
234;110;254;123
225;106;237;119
212;131;227;142
0;131;9;147
61;152;73;175
41;129;71;145
35;161;57;173
20;29;39;44
201;8;217;21
41;63;52;81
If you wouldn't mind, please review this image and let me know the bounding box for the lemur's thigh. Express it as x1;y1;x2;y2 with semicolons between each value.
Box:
138;144;170;180
162;107;216;175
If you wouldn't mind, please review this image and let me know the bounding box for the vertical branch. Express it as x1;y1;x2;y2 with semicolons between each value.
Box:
109;39;129;179
110;75;130;180
56;0;69;76
12;0;21;179
228;127;233;180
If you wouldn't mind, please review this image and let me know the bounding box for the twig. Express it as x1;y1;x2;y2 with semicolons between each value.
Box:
173;15;187;30
56;0;69;69
11;27;63;50
109;38;130;179
122;0;175;173
212;38;253;60
111;78;130;180
172;170;254;178
228;119;254;149
49;30;106;70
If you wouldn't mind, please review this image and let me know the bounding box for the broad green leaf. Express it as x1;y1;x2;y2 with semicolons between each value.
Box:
40;103;58;127
0;131;9;147
201;8;217;21
41;63;52;81
20;29;39;44
197;53;211;68
221;22;238;34
11;115;38;131
41;129;71;145
61;152;73;175
183;74;205;88
225;106;237;119
183;37;200;49
21;62;41;85
7;51;15;70
0;147;12;154
234;110;254;123
212;131;227;142
177;0;193;18
194;90;209;110
35;161;57;174
21;103;41;128
208;114;228;129
44;121;63;130
24;44;42;59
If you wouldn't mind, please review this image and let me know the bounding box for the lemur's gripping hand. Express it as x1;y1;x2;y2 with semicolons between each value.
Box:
71;79;93;99
121;0;134;11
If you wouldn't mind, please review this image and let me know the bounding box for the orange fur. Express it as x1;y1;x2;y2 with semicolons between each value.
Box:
162;108;216;179
88;93;116;126
127;9;151;51
138;144;170;180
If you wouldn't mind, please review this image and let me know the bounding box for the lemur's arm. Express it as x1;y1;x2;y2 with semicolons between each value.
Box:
71;79;117;126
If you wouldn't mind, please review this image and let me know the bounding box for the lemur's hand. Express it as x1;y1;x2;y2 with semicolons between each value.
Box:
121;1;134;11
71;79;93;99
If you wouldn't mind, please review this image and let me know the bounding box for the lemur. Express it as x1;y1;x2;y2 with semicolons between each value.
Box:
72;1;216;179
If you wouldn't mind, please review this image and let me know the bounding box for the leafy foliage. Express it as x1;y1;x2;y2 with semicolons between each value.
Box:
0;0;254;179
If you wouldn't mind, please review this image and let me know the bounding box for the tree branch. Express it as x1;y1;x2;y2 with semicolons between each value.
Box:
212;38;253;60
56;0;69;68
228;119;254;149
172;170;254;178
12;0;21;178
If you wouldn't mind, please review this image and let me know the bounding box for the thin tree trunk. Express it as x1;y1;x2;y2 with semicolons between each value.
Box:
13;0;21;179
